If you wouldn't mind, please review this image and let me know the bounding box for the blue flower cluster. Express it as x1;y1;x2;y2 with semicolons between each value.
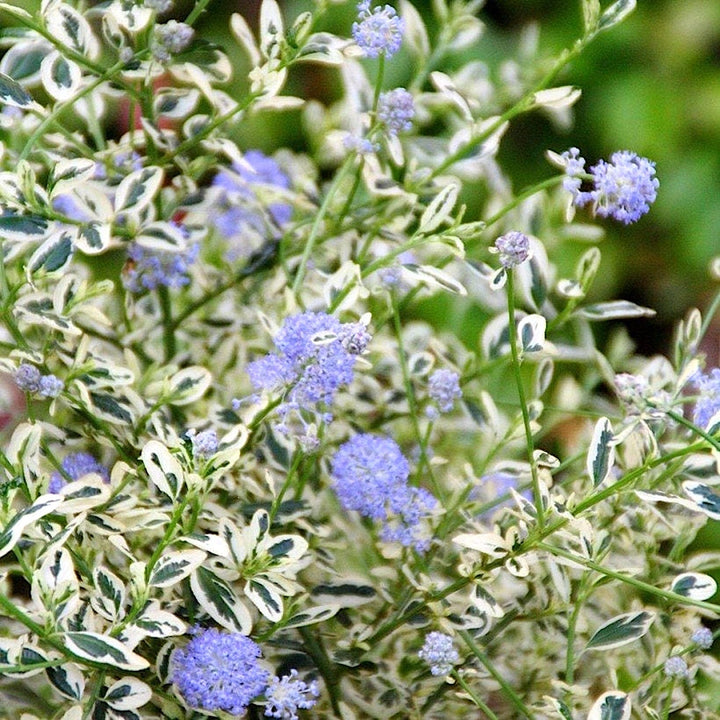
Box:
565;148;659;224
264;669;320;719
212;150;291;259
123;241;199;293
352;1;404;59
330;433;436;551
15;363;64;399
172;629;270;715
377;88;415;136
691;368;720;430
49;452;110;493
493;231;531;268
428;368;462;413
247;312;370;414
418;631;459;676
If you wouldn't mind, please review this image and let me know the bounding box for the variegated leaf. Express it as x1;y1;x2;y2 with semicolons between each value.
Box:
149;549;206;588
63;632;149;671
190;566;252;634
586;611;654;651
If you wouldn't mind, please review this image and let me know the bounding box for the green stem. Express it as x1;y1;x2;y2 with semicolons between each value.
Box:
185;0;214;25
298;626;343;718
291;155;355;298
538;541;720;614
505;270;545;527
268;450;303;523
390;296;443;500
452;670;500;720
665;408;720;452
459;631;533;718
158;285;177;362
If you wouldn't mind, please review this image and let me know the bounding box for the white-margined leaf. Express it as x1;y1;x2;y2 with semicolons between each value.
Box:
15;293;80;336
114;166;163;215
587;691;631;720
245;578;284;621
469;584;504;618
0;494;64;559
92;566;125;621
45;4;101;60
0;70;36;108
127;603;186;639
418;182;459;235
310;581;376;608
46;663;85;700
149;549;206;588
165;366;212;405
533;86;581;110
670;572;717;601
68;184;114;222
403;264;467;295
141;440;185;501
190;566;252;634
282;604;340;629
586;611;654;651
108;1;152;32
40;51;82;101
230;13;261;66
0;209;49;241
576;300;655;321
37;547;76;599
27;229;75;274
49;158;96;197
264;534;308;563
400;0;430;55
682;482;720;521
557;279;584;299
453;532;508;557
153;88;201;119
6;421;41;486
12;645;49;677
517;314;546;353
0;40;50;86
430;71;472;120
597;0;636;32
259;0;284;60
63;632;149;671
88;391;135;426
294;32;345;65
75;222;112;254
582;0;601;32
135;221;188;253
587;417;615;487
104;677;152;711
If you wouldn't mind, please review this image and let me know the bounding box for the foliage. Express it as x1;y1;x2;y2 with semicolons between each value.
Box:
0;0;719;718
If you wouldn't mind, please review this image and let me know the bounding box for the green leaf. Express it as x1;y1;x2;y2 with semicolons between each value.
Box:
0;70;34;108
586;611;654;651
587;417;615;487
587;691;631;720
190;566;252;634
63;632;149;671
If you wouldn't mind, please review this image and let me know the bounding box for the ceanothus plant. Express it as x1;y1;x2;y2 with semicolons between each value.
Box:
0;0;719;718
